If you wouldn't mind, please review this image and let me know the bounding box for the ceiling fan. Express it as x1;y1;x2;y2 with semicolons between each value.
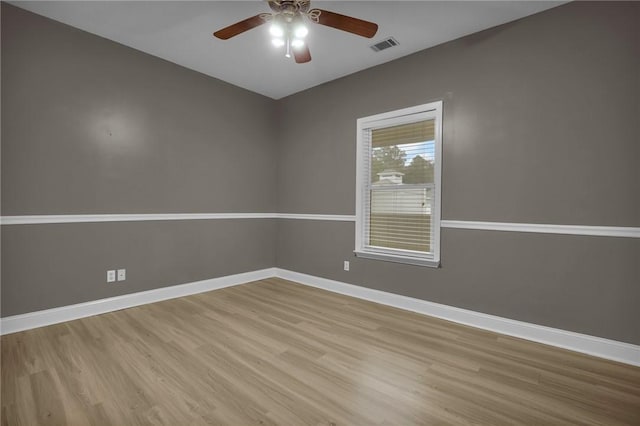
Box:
213;0;379;64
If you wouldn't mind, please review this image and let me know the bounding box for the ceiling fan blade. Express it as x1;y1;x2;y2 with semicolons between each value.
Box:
310;9;378;38
213;15;266;40
294;45;312;64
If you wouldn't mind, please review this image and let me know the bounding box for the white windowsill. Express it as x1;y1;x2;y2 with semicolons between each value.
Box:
354;250;440;268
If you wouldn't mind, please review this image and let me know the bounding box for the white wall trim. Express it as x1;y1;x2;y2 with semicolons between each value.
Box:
274;268;640;367
4;215;637;239
0;213;277;225
0;268;276;335
0;213;357;225
441;220;640;238
276;213;356;221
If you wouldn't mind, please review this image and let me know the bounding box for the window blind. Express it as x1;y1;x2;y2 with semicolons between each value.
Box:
371;120;435;148
363;118;436;257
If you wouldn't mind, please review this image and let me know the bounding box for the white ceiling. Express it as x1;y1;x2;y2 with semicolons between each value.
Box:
11;1;564;99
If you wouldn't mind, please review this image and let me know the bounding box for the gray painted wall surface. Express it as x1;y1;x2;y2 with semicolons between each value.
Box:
3;220;276;316
277;1;640;226
277;220;640;345
1;4;277;315
275;2;640;344
2;4;277;215
2;2;639;345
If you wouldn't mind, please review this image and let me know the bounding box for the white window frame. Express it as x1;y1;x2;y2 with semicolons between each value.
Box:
355;101;443;268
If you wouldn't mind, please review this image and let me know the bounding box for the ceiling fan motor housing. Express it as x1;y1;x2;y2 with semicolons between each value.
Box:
214;0;378;64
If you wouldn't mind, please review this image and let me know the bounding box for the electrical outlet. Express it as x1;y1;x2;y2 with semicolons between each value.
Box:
107;270;116;283
117;269;126;281
343;261;350;271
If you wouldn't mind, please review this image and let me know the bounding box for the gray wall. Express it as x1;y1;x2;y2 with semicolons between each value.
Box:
1;3;277;315
3;220;275;315
275;1;640;345
2;2;639;346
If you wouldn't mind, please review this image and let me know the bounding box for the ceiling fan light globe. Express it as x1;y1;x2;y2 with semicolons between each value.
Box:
294;25;308;38
291;39;304;48
271;38;285;47
269;23;284;38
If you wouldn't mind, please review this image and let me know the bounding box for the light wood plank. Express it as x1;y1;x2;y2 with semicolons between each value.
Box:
2;278;640;425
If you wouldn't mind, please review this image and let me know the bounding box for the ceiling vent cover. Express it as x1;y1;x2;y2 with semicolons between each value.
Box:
370;37;399;52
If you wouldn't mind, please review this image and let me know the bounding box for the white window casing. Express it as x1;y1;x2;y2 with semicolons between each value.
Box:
355;101;443;267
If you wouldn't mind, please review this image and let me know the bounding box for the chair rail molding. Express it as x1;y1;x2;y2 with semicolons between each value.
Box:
2;214;638;238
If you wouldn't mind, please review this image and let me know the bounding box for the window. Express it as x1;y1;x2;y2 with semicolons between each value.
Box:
355;101;442;267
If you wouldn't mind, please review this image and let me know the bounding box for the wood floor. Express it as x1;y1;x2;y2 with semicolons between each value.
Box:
2;278;640;425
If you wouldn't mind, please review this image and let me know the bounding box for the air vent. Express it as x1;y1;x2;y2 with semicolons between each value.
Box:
370;37;399;52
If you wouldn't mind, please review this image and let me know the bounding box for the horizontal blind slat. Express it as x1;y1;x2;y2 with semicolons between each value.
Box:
372;120;435;147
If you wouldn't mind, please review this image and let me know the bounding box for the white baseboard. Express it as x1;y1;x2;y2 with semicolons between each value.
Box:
274;268;640;367
3;266;638;367
0;268;276;335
